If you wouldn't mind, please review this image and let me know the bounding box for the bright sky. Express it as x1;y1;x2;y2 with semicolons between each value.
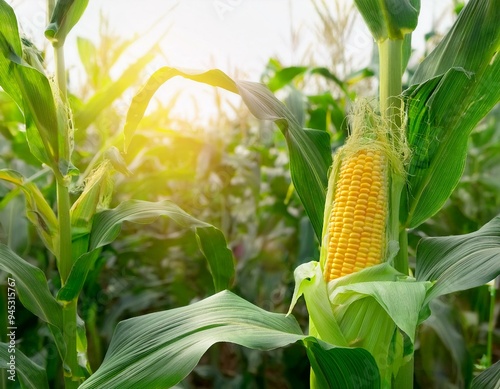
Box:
9;0;454;121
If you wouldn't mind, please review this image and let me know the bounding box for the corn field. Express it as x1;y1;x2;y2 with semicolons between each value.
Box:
0;0;499;388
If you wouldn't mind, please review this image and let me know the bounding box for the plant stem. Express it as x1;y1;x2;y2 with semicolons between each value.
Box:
57;180;72;282
54;45;67;99
378;39;403;127
52;20;80;386
379;38;413;388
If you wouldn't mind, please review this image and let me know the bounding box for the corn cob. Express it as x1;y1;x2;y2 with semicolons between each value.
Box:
321;102;408;282
324;149;388;281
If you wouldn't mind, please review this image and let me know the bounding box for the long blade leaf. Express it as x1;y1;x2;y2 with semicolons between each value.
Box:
79;291;379;389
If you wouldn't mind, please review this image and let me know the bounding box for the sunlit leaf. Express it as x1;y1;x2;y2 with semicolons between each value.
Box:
416;215;500;302
0;342;50;389
45;0;89;47
124;67;331;240
403;0;500;227
58;200;234;301
0;244;62;328
79;290;379;389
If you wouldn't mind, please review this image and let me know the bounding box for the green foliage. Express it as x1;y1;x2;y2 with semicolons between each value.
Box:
80;290;379;389
0;343;49;389
45;0;89;47
403;0;500;228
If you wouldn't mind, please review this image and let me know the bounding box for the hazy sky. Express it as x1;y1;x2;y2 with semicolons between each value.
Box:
9;0;454;121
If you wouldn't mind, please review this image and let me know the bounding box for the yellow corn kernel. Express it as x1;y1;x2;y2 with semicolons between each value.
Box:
323;149;388;281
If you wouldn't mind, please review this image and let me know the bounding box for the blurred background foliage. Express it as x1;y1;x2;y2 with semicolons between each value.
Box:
0;0;498;388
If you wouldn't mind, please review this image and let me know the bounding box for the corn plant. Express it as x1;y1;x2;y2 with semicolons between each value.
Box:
0;0;499;389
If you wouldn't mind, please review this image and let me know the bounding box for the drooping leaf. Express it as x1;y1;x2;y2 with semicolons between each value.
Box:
0;342;50;389
45;0;89;47
58;200;234;301
79;290;379;389
123;67;331;240
471;360;500;389
403;0;500;227
353;0;420;41
0;244;62;328
416;215;500;302
0;169;58;254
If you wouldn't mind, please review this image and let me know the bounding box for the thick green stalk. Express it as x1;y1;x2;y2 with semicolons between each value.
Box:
378;38;408;277
379;38;413;388
52;20;80;387
378;39;403;127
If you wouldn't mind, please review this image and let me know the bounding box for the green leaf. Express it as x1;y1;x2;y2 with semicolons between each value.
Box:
236;81;332;240
0;2;60;168
403;0;500;228
471;360;500;389
423;299;472;387
305;337;380;389
58;200;234;301
0;0;23;106
416;215;500;302
265;66;347;95
0;169;59;254
0;244;62;328
353;0;420;41
73;51;155;131
45;0;89;47
124;67;331;240
0;342;50;389
79;290;379;389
